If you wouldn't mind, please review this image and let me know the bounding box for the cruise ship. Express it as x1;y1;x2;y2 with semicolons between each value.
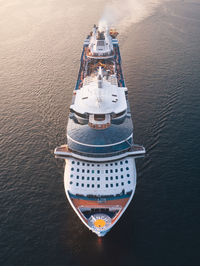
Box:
54;25;145;237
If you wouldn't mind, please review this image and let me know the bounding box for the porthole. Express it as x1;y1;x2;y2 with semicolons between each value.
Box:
121;182;124;186
81;184;84;187
77;162;80;165
72;161;75;164
97;184;100;188
70;181;73;184
82;176;84;180
82;169;85;173
115;169;118;173
110;177;113;180
97;177;100;181
87;184;90;188
87;163;90;166
110;163;113;166
82;163;85;166
120;168;123;172
126;167;129;170
70;174;73;178
92;177;95;181
105;164;108;166
76;175;79;179
76;183;79;186
125;160;128;164
110;169;113;173
120;161;123;165
115;162;118;166
128;181;131;184
110;184;113;187
121;175;124;179
87;170;90;173
127;174;130;177
71;168;74;171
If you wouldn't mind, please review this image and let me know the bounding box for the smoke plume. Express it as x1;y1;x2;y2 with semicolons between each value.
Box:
99;0;167;31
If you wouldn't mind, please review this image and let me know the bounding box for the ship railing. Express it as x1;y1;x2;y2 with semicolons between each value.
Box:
54;144;145;162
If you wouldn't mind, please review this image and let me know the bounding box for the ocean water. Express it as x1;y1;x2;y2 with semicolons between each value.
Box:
1;0;200;265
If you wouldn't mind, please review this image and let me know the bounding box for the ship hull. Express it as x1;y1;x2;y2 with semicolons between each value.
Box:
63;158;137;236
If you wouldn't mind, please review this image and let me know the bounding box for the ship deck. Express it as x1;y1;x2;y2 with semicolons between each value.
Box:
75;43;125;91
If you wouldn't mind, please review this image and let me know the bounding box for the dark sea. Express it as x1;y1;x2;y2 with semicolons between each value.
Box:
1;0;200;265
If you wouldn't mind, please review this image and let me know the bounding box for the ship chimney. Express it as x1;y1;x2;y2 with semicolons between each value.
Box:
98;67;103;88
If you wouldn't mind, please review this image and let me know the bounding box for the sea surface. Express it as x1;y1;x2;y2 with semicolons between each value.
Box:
1;0;200;265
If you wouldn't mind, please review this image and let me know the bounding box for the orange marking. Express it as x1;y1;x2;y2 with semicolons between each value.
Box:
94;219;106;228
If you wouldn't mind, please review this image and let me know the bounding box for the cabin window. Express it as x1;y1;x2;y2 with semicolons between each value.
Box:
97;40;105;46
74;111;88;119
94;114;105;121
112;110;126;118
